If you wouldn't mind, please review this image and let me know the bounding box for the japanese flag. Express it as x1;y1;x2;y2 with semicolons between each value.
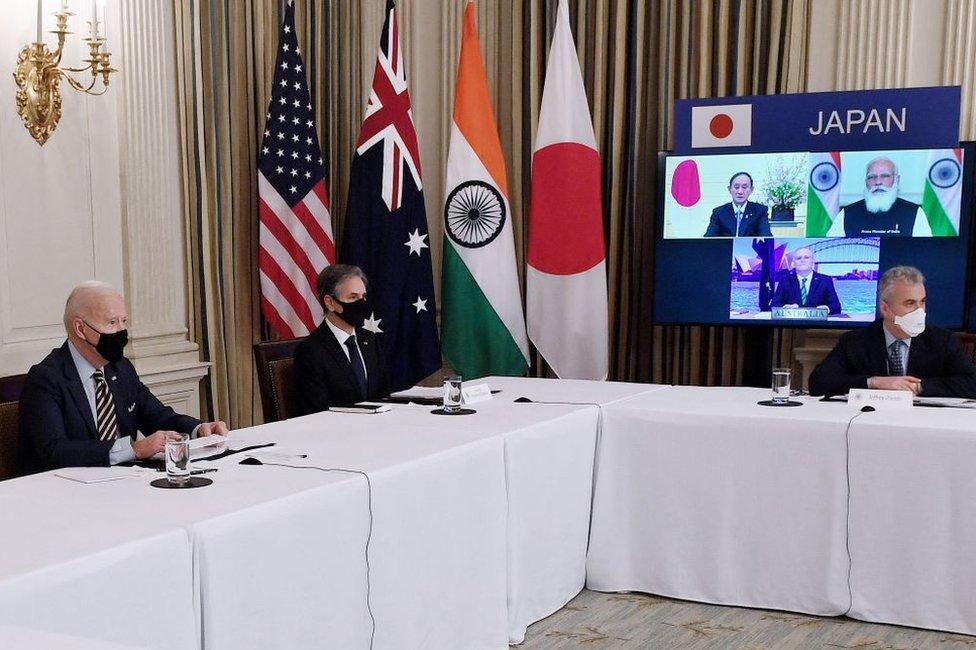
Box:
691;104;752;148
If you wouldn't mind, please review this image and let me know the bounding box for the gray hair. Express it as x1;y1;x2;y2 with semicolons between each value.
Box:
866;156;899;178
315;264;367;304
63;281;119;331
878;266;925;302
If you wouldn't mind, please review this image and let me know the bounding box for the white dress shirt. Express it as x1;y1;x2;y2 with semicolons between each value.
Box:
67;341;136;465
324;317;368;382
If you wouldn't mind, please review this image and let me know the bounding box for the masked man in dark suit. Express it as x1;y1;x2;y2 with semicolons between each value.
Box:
19;282;228;472
293;264;391;414
809;266;976;398
770;246;842;314
703;171;773;238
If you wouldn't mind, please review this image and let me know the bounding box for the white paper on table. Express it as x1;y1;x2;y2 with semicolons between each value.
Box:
189;434;230;449
53;467;143;484
915;397;976;408
390;386;444;400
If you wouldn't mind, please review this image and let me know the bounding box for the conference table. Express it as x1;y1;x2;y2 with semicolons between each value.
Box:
0;377;660;649
586;385;976;637
1;379;973;648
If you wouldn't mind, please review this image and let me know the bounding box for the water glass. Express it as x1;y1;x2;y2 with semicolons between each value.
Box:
443;375;463;413
165;435;190;485
771;367;792;405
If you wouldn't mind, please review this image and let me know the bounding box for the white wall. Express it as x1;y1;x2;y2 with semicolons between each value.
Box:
0;1;123;374
0;0;206;419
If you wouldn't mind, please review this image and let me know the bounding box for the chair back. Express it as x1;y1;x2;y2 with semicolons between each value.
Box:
253;338;304;423
0;374;26;480
958;332;976;364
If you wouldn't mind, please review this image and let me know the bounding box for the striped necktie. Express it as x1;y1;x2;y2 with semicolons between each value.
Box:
887;341;906;376
735;209;743;236
799;277;809;305
92;369;120;441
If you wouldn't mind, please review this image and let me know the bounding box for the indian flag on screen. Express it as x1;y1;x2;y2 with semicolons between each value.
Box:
807;151;841;237
921;148;963;236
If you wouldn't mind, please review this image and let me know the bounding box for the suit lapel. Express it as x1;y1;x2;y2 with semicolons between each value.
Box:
317;324;359;389
59;345;97;439
867;321;891;376
358;331;379;397
905;331;929;377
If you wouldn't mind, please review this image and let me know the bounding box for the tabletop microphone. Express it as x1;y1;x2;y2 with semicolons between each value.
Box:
860;405;876;412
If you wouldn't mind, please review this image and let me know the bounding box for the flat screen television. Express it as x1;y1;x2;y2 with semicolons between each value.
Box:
652;144;973;329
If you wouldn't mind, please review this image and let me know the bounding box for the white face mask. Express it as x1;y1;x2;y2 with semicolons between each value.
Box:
893;307;926;337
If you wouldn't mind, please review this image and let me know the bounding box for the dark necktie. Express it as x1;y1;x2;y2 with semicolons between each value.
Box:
345;336;367;400
92;369;119;441
800;277;809;305
888;341;906;376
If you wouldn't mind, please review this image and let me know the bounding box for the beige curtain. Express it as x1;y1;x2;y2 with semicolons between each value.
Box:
497;0;810;384
173;0;811;426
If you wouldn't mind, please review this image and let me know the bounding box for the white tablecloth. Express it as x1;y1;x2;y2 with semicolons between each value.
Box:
587;386;855;616
0;625;150;649
847;406;976;635
0;474;196;650
190;416;509;650
484;377;667;642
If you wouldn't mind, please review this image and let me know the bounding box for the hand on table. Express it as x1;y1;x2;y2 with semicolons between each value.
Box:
132;431;184;459
198;421;230;437
868;376;921;394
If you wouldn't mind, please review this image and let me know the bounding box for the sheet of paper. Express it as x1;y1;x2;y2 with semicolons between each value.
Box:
53;467;142;484
189;434;229;449
915;397;976;408
390;386;444;400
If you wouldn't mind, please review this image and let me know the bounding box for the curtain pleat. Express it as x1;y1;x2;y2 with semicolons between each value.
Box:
174;0;812;427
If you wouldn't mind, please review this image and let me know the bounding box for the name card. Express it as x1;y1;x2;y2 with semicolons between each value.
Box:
461;383;493;405
772;307;829;321
848;388;913;411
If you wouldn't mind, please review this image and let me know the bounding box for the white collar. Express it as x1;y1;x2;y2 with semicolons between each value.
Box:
67;339;101;380
882;323;912;348
324;315;355;347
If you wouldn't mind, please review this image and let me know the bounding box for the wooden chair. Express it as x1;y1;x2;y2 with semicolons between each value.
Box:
253;338;304;423
0;374;27;480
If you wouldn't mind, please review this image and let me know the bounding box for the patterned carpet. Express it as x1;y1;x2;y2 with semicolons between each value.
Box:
519;589;976;649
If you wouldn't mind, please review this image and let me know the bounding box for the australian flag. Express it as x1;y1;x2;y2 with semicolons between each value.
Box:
342;0;440;392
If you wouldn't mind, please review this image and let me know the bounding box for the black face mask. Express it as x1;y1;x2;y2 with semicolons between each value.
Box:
82;321;129;363
334;298;370;329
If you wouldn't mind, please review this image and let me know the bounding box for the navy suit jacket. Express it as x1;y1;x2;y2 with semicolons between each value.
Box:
18;342;200;472
770;271;842;314
703;201;772;237
293;322;391;416
809;320;976;398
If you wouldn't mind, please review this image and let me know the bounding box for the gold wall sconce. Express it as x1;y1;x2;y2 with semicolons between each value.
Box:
14;1;117;146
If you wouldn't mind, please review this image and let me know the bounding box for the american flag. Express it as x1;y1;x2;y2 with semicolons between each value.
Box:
342;0;441;391
258;1;334;338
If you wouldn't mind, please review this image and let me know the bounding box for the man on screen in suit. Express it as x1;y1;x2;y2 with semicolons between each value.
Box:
703;171;773;238
827;157;931;237
19;282;229;473
293;264;391;415
770;247;842;315
809;266;976;398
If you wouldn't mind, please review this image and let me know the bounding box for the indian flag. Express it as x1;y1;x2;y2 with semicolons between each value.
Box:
441;0;529;378
806;151;841;237
921;148;963;236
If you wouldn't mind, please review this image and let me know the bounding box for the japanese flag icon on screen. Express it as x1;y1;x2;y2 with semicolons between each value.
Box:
691;104;753;148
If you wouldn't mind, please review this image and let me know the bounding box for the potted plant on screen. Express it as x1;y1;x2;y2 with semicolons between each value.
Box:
759;155;807;222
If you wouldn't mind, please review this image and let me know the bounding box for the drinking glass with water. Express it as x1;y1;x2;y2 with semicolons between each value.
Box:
443;375;463;413
771;367;792;405
165;434;191;485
